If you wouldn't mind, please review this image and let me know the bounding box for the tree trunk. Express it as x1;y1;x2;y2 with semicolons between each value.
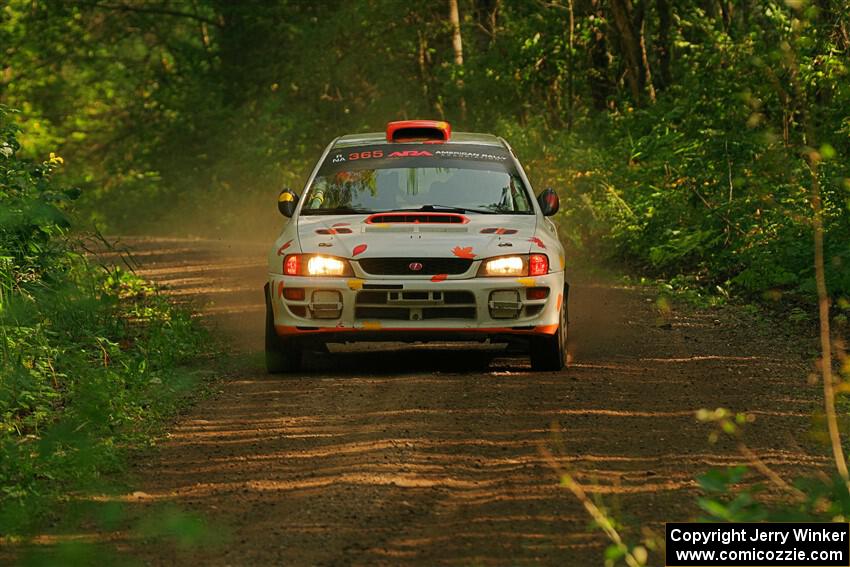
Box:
720;1;733;32
488;0;499;39
566;0;575;129
656;0;672;88
639;6;656;103
448;0;467;122
609;0;644;105
474;0;499;42
702;0;719;20
589;0;611;110
418;30;433;115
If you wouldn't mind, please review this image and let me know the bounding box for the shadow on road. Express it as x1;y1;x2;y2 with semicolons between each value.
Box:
79;237;826;566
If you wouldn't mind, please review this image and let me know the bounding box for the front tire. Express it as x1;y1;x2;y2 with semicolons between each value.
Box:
265;283;302;373
529;289;567;371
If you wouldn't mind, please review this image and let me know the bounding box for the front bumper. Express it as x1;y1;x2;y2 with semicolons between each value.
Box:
268;272;565;340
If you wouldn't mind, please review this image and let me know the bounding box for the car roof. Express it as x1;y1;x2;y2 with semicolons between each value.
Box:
332;131;506;149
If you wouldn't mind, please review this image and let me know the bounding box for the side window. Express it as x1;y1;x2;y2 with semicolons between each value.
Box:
510;176;532;212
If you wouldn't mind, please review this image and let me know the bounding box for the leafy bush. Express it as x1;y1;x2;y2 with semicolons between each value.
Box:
0;105;209;536
506;57;850;302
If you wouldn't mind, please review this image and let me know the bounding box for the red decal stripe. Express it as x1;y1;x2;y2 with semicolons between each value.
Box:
274;325;557;336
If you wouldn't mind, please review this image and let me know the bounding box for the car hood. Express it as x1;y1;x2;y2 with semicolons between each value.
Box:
296;213;539;259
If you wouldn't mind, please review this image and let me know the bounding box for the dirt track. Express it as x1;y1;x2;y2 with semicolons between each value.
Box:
114;237;824;566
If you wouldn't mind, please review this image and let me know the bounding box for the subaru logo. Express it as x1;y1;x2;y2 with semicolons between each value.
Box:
408;262;424;271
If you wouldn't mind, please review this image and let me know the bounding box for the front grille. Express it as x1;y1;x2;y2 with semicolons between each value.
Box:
356;307;409;320
354;307;410;321
355;290;476;321
356;290;474;305
358;257;473;276
422;307;476;319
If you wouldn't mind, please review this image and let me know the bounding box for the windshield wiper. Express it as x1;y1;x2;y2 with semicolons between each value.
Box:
301;206;374;215
387;204;499;215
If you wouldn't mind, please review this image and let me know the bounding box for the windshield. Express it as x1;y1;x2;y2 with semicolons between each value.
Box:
302;144;533;215
304;168;532;214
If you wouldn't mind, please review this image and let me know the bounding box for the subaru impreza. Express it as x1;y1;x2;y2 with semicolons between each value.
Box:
265;120;567;372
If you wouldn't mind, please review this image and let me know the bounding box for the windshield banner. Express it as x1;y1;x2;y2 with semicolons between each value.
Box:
318;144;517;176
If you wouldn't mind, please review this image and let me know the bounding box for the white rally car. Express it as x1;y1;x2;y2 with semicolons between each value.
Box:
265;120;567;372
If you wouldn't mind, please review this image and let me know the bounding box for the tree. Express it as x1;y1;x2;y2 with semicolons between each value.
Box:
448;0;468;122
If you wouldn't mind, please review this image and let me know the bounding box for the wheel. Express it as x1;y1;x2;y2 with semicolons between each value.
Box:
529;288;568;371
264;283;302;373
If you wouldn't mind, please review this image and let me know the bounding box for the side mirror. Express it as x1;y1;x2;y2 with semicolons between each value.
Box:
278;188;299;217
537;188;559;216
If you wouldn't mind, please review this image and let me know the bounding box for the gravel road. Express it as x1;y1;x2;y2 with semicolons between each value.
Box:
110;237;824;566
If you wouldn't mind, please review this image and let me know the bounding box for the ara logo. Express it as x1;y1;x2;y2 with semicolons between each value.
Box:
331;154;346;163
389;150;433;158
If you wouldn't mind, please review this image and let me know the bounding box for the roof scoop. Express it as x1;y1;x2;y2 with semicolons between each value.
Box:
386;120;451;143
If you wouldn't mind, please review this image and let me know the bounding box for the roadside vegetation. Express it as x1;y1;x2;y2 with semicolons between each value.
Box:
2;0;847;305
0;105;212;553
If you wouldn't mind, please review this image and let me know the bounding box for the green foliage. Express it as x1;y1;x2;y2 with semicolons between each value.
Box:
0;105;210;540
503;0;850;300
1;0;848;303
696;466;850;523
697;466;769;522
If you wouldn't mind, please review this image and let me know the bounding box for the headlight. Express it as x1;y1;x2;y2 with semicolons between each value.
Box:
481;256;525;276
478;254;549;277
283;254;353;276
307;256;347;276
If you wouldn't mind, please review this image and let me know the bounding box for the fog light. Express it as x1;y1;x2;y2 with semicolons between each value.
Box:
526;287;549;300
284;288;305;301
310;290;343;319
489;290;521;319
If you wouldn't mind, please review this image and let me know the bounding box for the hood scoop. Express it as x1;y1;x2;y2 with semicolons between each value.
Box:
363;224;467;233
365;212;469;225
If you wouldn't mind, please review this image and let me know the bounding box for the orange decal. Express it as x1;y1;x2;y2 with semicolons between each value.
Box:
529;237;546;249
451;245;475;259
277;280;285;298
352;244;368;256
362;321;382;330
347;279;364;290
275;325;558;336
277;239;293;255
517;278;536;287
534;324;559;334
556;293;563;311
431;274;448;282
559;254;566;269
